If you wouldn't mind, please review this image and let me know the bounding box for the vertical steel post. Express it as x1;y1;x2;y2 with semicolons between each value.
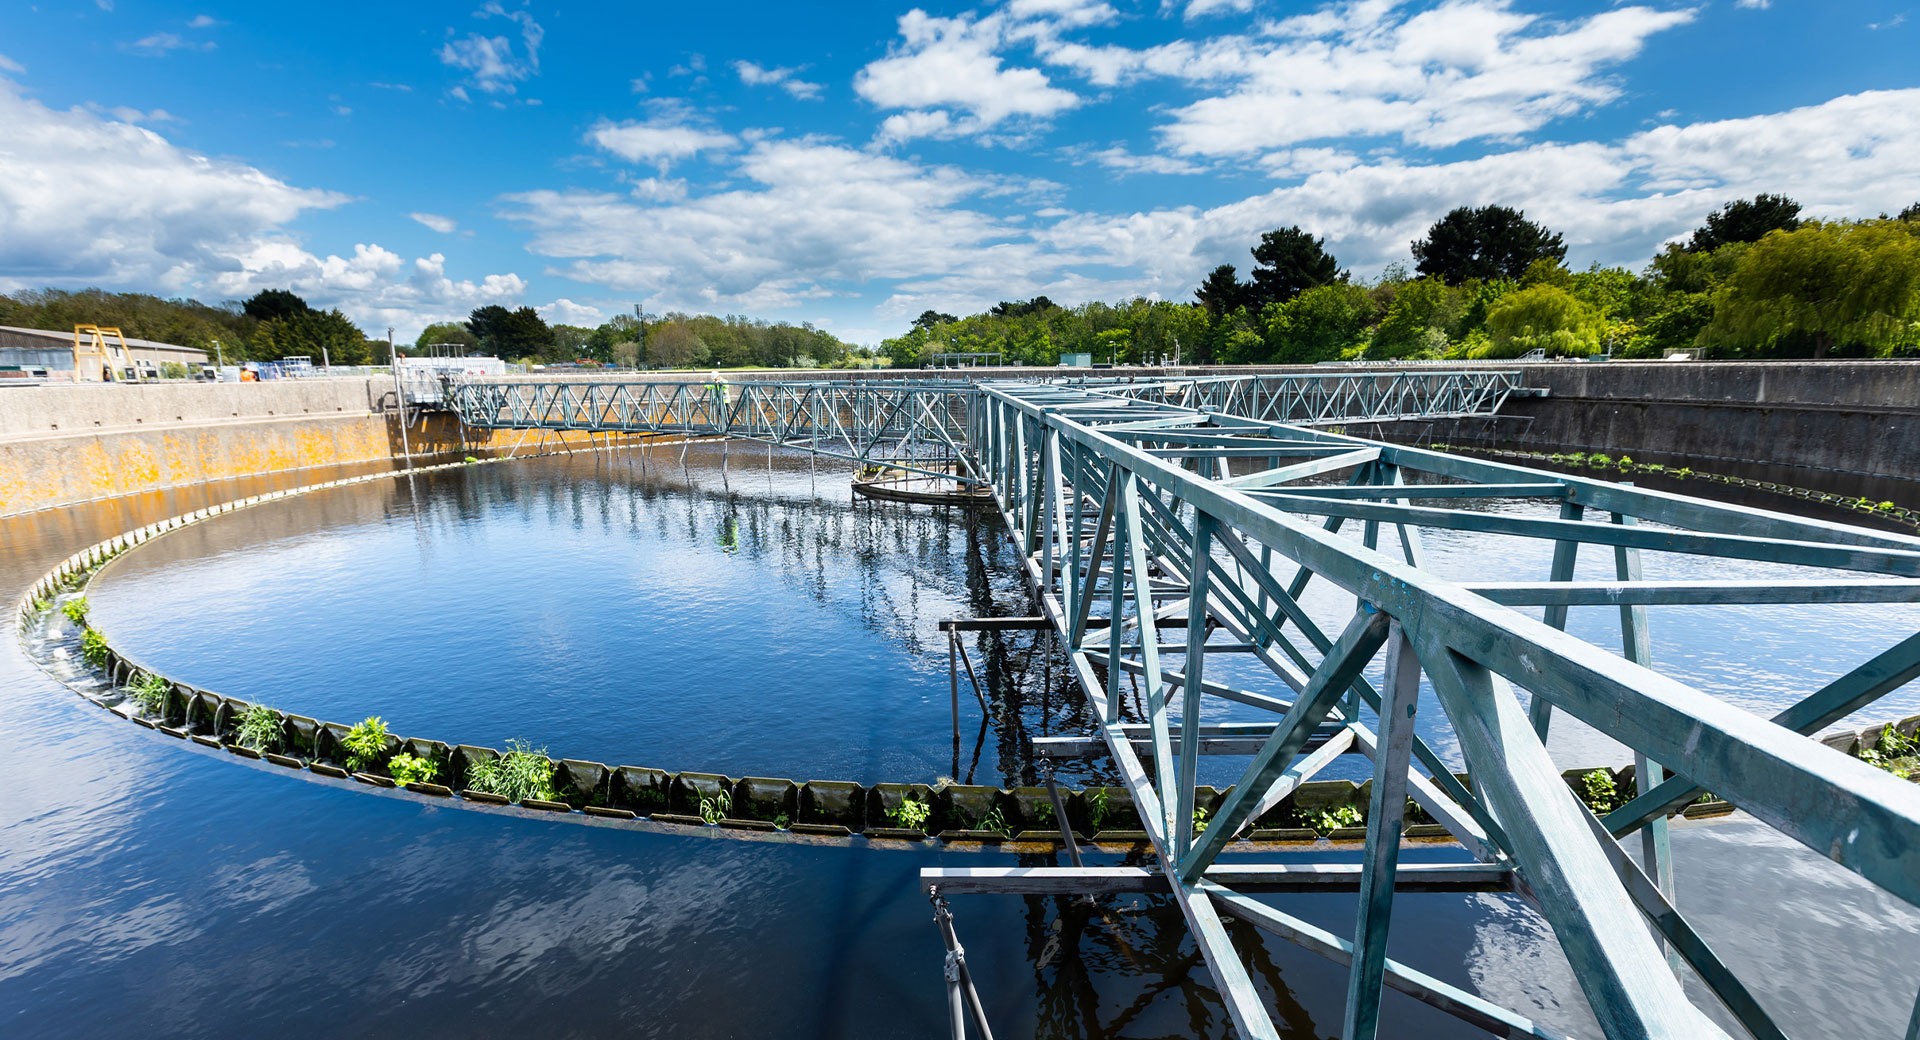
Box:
1343;621;1420;1040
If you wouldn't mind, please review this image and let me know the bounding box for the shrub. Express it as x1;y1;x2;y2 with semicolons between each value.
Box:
387;752;439;786
463;739;557;802
888;797;931;830
61;597;88;624
1309;804;1362;835
341;716;390;773
1579;769;1620;814
234;704;282;752
80;628;111;668
128;672;171;715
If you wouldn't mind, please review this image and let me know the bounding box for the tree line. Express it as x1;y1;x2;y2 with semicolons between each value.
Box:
0;287;385;366
416;308;861;369
0;290;865;370
882;196;1920;366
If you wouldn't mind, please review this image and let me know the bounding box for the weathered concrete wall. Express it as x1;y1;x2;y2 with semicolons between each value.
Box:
6;361;1916;514
0;377;390;437
1376;361;1920;490
0;379;629;515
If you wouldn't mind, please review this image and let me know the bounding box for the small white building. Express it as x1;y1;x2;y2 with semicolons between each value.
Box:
397;355;507;378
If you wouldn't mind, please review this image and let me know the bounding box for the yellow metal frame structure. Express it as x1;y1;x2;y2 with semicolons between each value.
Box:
72;324;131;382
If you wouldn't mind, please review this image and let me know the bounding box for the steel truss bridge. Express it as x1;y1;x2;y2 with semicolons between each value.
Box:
448;372;1920;1040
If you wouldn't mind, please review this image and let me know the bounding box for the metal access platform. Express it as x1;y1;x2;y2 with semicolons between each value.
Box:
447;370;1920;1040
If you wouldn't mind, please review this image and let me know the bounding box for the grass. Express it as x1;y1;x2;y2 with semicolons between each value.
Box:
463;739;557;802
234;704;282;752
128;672;171;715
698;790;732;825
340;716;390;773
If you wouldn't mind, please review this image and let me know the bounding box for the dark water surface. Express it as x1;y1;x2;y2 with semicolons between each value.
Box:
3;450;1916;1038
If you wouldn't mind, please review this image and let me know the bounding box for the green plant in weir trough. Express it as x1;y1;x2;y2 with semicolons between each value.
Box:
1859;727;1919;780
463;740;557;802
698;790;733;824
234;704;282;752
129;672;171;715
976;807;1008;834
61;597;88;624
889;797;931;830
81;628;111;668
1192;807;1211;834
341;716;390;773
1310;804;1363;835
387;752;439;786
1084;787;1111;831
1579;769;1621;814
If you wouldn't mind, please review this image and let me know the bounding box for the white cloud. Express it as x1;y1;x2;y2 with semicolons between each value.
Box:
187;14;222;28
856;10;1080;141
0;76;525;340
409;212;459;233
1082;145;1211;176
0;54;22;75
501;88;1920;329
734;60;824;100
1735;0;1770;9
1005;0;1120;29
127;31;216;54
540;298;605;326
1032;1;1695;157
1183;0;1255;19
501;139;1033;313
440;2;543;95
586;111;737;169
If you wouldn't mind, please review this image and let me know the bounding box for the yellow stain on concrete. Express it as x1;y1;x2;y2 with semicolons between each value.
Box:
0;413;665;515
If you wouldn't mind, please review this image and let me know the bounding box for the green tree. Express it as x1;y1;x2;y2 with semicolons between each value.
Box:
1707;220;1920;358
913;309;957;330
466;305;513;355
1484;285;1604;357
648;321;708;367
494;306;554;358
242;288;310;324
1412;205;1567;285
1265;283;1375;364
1194;264;1254;316
1371;278;1454;358
416;321;478;354
1248;226;1341;307
1688;193;1802;253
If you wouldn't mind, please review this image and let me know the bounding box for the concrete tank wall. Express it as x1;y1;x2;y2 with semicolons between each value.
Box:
1388;361;1920;489
4;361;1916;515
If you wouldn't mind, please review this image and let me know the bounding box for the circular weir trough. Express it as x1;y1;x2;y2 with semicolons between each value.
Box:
12;436;1920;1039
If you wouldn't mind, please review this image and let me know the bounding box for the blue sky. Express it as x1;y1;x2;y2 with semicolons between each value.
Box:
1;0;1916;344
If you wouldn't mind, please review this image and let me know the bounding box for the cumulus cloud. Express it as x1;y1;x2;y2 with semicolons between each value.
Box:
500;88;1920;325
500;139;1032;313
1033;0;1696;156
0;77;526;339
187;14;222;28
856;9;1080;143
440;1;543;96
539;298;605;326
586;109;738;170
409;212;459;233
733;61;823;100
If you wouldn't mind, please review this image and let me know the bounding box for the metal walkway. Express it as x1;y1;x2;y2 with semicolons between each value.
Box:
449;372;1920;1040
